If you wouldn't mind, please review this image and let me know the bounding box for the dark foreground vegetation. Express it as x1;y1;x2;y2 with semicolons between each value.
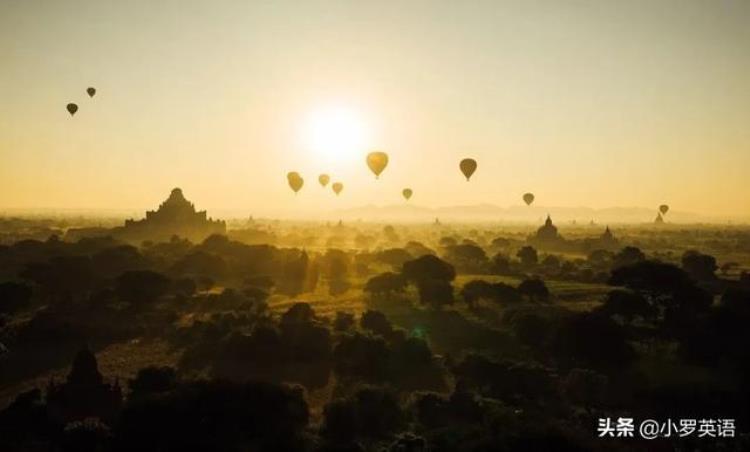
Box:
1;222;750;451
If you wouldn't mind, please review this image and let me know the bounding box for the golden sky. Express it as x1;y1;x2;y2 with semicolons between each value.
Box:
1;0;749;218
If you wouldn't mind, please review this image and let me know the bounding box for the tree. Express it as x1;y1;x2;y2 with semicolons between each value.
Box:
612;246;645;269
417;279;454;309
91;245;146;278
562;368;608;413
555;312;634;370
128;366;178;399
491;282;523;304
438;236;457;248
512;313;551;349
20;256;95;301
364;272;407;297
490;237;511;249
375;248;413;269
608;260;691;295
491;253;512;275
598;289;655;323
518;278;550;302
171;251;227;279
325;249;349;296
115;270;171;307
516;246;538;268
333;312;355;332
681;250;718;281
460;280;495;306
0;281;32;314
115;380;309;451
587;249;613;267
360;310;393;338
540;255;561;274
443;244;488;273
321;386;406;443
402;255;455;285
279;250;308;296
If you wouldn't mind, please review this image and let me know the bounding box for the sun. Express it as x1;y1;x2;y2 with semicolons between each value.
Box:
304;106;369;164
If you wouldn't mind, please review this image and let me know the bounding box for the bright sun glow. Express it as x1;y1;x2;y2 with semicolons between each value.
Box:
305;107;369;164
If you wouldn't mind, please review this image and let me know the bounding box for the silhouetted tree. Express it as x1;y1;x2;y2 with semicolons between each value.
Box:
518;278;550;302
364;272;407;297
333;333;390;381
322;386;407;444
171;251;227;279
333;312;355;332
128;366;178;400
516;246;538;268
555;312;634;371
561;368;608;413
0;281;32;314
115;270;170;308
376;248;413;269
460;280;494;307
91;245;147;278
511;313;551;350
115;380;309;451
402;255;455;285
20;256;94;302
597;289;655;323
681;250;718;281
360;310;393;338
612;246;645;269
443;244;488;273
491;252;512;275
417;279;454;310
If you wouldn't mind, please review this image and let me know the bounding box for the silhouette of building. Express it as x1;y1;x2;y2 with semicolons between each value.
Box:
654;212;664;224
120;188;226;243
591;225;620;251
46;348;122;424
528;215;566;249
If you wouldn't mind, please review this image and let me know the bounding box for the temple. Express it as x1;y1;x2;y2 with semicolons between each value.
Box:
528;215;566;249
654;212;665;224
592;225;620;250
117;188;226;243
46;348;122;424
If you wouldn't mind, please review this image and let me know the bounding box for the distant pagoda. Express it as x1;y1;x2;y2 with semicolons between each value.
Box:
528;214;566;248
119;188;226;243
654;212;664;224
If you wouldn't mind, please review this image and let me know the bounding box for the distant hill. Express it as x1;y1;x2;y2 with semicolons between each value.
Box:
331;203;736;224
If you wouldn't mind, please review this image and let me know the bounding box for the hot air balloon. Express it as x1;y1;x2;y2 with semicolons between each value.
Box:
66;103;78;116
332;182;343;195
287;172;303;193
402;188;413;200
86;87;96;98
366;151;389;179
659;204;669;215
459;158;477;181
319;174;330;187
523;193;535;206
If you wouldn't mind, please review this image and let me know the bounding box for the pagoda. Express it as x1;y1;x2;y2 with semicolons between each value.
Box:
118;188;226;243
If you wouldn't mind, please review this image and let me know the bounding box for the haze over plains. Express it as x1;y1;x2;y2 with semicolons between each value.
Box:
1;0;749;220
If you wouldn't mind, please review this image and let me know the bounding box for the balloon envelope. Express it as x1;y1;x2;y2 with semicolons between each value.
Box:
318;174;330;187
332;182;343;195
366;151;389;179
459;158;477;181
87;87;96;98
523;193;535;206
66;103;78;116
287;172;303;193
659;204;669;215
402;188;413;200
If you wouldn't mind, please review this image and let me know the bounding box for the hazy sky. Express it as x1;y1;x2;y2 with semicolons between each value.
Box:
1;0;749;218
